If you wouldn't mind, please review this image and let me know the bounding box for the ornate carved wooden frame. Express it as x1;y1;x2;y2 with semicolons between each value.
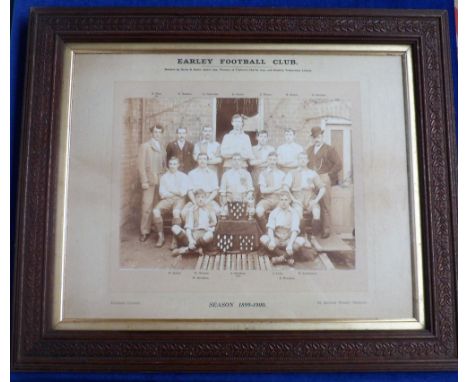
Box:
12;8;457;371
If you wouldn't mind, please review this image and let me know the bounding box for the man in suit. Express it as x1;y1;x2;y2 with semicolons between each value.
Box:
306;127;343;238
137;124;166;242
166;127;195;173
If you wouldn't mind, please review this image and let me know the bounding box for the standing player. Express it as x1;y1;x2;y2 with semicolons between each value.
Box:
193;126;222;175
220;114;254;170
137;124;166;242
277;128;304;174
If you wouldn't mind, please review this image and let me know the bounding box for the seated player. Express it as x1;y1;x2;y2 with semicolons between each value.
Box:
171;189;217;256
283;152;326;231
255;151;286;231
276;128;304;173
219;152;255;218
153;157;189;248
183;152;221;218
260;191;306;266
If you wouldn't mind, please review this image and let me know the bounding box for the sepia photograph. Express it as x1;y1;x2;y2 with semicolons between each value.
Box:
12;9;457;372
119;96;355;272
52;45;422;326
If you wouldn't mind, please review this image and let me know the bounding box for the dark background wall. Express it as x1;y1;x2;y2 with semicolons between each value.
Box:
11;0;457;381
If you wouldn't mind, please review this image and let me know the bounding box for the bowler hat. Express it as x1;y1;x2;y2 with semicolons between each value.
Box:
311;127;323;138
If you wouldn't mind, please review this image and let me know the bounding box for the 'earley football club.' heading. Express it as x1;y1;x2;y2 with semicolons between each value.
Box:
177;57;298;65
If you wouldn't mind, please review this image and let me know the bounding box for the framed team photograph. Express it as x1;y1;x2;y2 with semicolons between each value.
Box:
13;8;457;371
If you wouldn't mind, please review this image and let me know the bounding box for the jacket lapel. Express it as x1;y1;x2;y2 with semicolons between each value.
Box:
150;140;161;152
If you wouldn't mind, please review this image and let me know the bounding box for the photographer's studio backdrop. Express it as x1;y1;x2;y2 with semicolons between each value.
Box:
10;0;457;381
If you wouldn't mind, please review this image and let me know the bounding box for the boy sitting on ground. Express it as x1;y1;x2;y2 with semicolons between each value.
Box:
259;191;306;266
171;189;217;256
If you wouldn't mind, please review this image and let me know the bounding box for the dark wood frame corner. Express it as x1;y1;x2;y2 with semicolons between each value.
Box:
12;8;457;372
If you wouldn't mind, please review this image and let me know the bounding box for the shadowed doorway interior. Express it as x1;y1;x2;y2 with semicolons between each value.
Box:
216;98;258;144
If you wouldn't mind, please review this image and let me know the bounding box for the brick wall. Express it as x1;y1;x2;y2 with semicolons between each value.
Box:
120;97;350;233
120;97;212;232
263;98;351;147
121;98;144;233
142;97;213;143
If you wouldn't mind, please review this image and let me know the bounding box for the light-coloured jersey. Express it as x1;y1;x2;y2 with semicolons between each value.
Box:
251;144;275;170
267;206;300;233
193;140;221;162
188;167;219;193
220;131;253;167
220;168;254;195
185;206;217;232
277;142;304;168
159;171;189;199
258;168;286;194
284;168;324;192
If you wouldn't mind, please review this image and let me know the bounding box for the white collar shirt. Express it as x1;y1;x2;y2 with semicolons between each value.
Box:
194;140;220;159
313;142;324;155
188;167;219;193
185;206;216;231
277;142;304;166
177;140;186;150
258;167;285;193
159;170;189;199
252;144;275;168
220;168;253;195
267;206;300;233
284;168;324;191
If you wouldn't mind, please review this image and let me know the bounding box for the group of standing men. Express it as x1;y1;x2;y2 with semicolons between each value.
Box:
137;114;342;265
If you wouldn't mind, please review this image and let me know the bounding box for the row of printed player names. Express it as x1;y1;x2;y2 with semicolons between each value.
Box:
150;91;331;98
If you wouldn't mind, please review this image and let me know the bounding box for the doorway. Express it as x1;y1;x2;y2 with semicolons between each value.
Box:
215;98;258;144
